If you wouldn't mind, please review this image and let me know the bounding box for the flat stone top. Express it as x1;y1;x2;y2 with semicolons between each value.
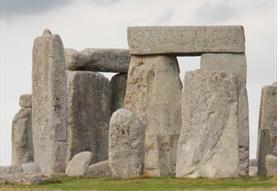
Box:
128;26;245;55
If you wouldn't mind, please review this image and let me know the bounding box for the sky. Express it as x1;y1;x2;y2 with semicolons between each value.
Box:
0;0;276;165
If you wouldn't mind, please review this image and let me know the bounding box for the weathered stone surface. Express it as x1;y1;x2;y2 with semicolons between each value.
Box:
66;71;110;162
0;165;23;174
12;108;33;165
21;163;41;174
110;74;127;114
257;128;273;176
265;154;277;176
65;152;93;176
19;94;32;108
109;109;145;178
0;173;47;184
201;53;249;175
32;29;67;174
85;160;111;177
124;55;182;176
128;26;245;55
65;48;130;73
176;69;239;178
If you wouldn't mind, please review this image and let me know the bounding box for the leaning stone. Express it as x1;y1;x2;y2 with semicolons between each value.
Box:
12;108;33;165
110;74;127;114
21;163;41;173
109;109;145;178
19;94;32;108
257;128;273;176
176;69;240;178
85;160;111;177
66;71;110;162
128;26;245;55
124;55;182;176
32;29;67;174
265;154;277;176
65;152;93;177
201;53;249;175
65;48;130;73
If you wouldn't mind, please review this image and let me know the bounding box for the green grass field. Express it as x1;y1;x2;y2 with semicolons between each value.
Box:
0;176;277;191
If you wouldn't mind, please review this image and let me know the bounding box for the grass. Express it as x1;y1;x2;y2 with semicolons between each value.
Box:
0;176;276;191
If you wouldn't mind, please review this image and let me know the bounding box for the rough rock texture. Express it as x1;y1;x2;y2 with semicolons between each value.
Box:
128;26;245;55
85;160;111;177
66;71;110;162
257;128;273;176
201;53;249;175
176;69;239;178
0;165;23;174
32;29;67;174
109;109;145;178
65;152;93;176
12;108;33;165
110;74;127;114
0;173;48;184
265;154;277;176
124;56;182;176
21;163;41;173
19;94;32;108
65;48;130;73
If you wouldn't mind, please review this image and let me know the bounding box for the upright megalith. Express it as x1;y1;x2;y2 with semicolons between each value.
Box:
66;71;110;162
124;56;182;176
32;29;67;174
176;69;240;178
110;74;127;114
201;53;249;175
109;109;145;178
12;94;33;165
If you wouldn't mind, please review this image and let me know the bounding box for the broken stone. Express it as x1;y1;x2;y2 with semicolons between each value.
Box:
65;152;93;177
85;160;111;177
110;73;127;114
19;94;32;108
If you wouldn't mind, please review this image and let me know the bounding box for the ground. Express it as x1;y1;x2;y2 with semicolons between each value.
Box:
0;176;277;191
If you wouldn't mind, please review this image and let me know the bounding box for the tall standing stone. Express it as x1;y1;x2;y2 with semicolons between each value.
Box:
201;53;249;175
32;29;67;174
110;73;127;114
176;69;240;178
109;109;145;178
124;55;182;176
66;71;110;162
12;95;33;165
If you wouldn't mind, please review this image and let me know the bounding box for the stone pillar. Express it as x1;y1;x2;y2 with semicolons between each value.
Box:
124;55;182;176
66;71;110;162
32;29;67;174
176;69;240;178
12;94;33;165
110;73;127;114
201;53;249;175
109;109;145;178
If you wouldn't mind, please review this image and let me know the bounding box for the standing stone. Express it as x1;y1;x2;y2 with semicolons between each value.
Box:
124;56;182;176
201;53;249;175
32;29;67;174
66;71;110;162
176;69;239;178
12;108;33;165
257;128;273;176
109;109;145;178
265;154;277;176
110;74;127;114
65;152;93;177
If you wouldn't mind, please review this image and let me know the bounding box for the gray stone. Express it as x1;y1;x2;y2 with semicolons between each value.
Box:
110;74;127;114
265;154;277;176
176;69;240;178
250;159;258;166
65;152;93;177
85;160;111;177
19;94;32;108
128;26;245;55
0;165;23;174
124;55;182;176
65;48;130;73
66;71;110;162
201;53;249;175
257;128;273;176
12;108;33;165
249;166;258;177
0;173;47;184
109;109;145;178
32;29;67;174
21;163;41;173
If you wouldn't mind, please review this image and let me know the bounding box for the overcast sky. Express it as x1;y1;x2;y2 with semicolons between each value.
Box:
0;0;276;165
